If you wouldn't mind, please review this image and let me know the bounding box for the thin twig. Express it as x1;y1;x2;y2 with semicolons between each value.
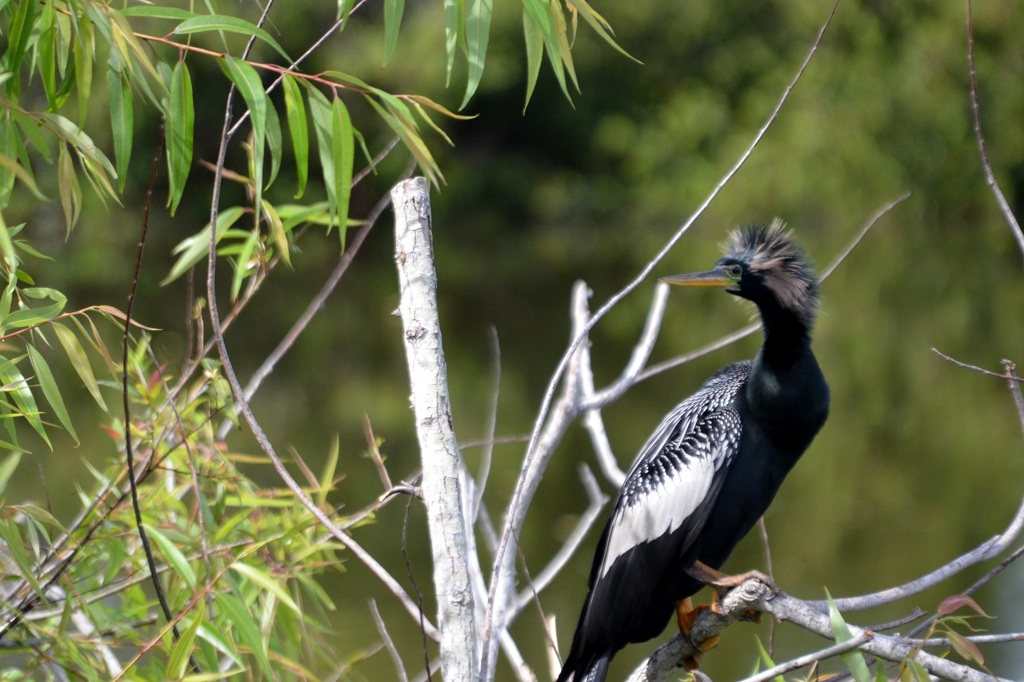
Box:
965;0;1024;263
121;130;191;655
370;599;409;682
740;632;873;682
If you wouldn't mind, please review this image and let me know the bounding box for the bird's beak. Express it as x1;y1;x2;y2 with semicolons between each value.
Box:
660;266;733;287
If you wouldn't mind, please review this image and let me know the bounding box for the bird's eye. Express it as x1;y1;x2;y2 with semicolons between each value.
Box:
727;264;743;278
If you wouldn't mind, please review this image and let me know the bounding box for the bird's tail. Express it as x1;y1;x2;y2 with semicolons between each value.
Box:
556;653;609;682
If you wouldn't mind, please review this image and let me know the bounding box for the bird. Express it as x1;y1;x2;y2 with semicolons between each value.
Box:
556;220;830;682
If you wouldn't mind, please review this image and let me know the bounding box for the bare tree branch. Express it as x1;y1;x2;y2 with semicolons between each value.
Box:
965;0;1024;263
478;6;843;666
393;177;478;680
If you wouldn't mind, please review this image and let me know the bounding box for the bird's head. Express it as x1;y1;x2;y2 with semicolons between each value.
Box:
661;219;820;328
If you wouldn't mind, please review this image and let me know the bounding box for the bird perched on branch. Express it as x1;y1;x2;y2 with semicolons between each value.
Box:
557;221;829;682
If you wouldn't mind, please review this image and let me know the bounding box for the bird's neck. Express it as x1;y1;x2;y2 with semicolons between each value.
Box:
757;304;813;367
745;303;827;449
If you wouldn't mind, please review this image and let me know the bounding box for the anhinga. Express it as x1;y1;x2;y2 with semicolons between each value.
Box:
557;221;829;682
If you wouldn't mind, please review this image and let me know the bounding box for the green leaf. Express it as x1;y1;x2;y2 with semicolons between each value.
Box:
563;0;639;63
57;143;82;234
72;7;96;126
262;200;290;267
0;154;47;202
318;435;340;506
265;94;282;190
230;563;299;614
308;92;355;242
945;629;984;665
166;61;195;215
3;0;37;100
120;7;196;20
282;76;309;198
0;452;21;495
107;53;133;192
39;0;58;108
173;15;291;63
146;525;197;589
329;97;354;248
219;57;268;227
1;297;66;332
164;206;247;284
27;346;77;443
167;611;204;679
826;590;870;682
0;365;50;447
753;637;785;682
443;0;461;85
217;592;273;678
522;9;544;108
461;0;493;108
0;518;45;598
382;0;406;67
229;229;259;301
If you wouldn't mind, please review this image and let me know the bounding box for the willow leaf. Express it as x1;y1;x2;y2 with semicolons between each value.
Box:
107;53;133;192
219;57;267;226
826;590;870;682
166;61;194;215
1;366;50;447
330;97;354;248
164;206;246;284
27;346;77;443
166;611;204;679
443;0;461;85
383;0;405;67
173;15;291;62
461;0;493;108
217;592;273;678
147;526;197;589
282;75;308;198
523;9;544;107
52;322;106;411
262;199;290;267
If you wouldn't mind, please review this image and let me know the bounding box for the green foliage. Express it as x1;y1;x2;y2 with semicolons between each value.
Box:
0;0;613;676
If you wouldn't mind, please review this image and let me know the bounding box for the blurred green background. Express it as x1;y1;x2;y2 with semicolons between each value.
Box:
10;0;1024;678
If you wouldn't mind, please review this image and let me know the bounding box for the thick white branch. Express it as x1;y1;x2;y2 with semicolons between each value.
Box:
393;177;478;680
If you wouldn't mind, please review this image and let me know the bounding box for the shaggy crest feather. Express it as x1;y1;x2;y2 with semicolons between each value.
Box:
722;219;819;327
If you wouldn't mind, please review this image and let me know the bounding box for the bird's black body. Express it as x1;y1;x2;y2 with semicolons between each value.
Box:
557;222;829;682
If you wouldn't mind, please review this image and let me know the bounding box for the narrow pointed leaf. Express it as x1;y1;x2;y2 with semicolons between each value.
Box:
163;206;246;284
262;200;290;266
329;97;354;247
282;75;308;198
945;629;984;664
217;592;272;678
107;54;133;192
1;366;50;447
146;526;197;589
27;346;77;443
219;57;267;226
57;143;82;233
173;15;291;62
443;0;461;85
383;0;405;66
166;611;204;679
461;0;493;108
166;61;194;215
937;594;990;618
523;10;544;107
826;590;870;682
52;322;106;411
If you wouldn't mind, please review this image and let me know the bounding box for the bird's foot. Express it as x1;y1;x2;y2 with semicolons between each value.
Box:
675;598;722;670
686;562;775;612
